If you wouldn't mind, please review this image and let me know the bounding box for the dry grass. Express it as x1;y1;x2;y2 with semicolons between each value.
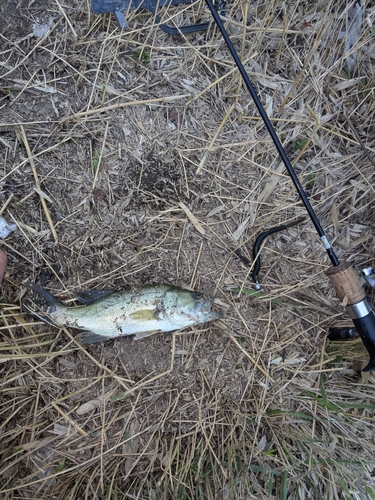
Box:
1;0;375;498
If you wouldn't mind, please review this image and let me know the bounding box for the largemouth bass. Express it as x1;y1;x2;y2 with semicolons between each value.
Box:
22;283;221;344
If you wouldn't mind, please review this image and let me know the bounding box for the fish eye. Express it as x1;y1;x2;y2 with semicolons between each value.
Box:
190;292;203;301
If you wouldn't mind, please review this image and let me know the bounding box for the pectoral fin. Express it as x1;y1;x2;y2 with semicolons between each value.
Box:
77;332;111;344
133;330;161;340
76;290;114;305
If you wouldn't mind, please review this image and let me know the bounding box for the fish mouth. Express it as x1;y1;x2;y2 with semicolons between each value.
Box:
194;299;221;321
194;299;210;313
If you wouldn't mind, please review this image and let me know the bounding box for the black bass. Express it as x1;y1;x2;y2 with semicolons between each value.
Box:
22;283;221;344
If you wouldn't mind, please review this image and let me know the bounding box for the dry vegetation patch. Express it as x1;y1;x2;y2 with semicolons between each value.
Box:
1;0;375;498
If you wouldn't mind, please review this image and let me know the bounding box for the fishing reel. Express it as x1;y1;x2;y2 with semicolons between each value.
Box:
327;266;375;372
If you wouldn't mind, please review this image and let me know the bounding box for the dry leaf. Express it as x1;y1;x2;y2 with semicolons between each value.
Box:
232;216;251;241
76;398;101;415
178;202;205;234
123;420;140;475
258;161;285;202
207;205;225;217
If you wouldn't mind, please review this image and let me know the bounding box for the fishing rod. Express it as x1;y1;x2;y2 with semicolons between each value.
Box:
204;0;375;371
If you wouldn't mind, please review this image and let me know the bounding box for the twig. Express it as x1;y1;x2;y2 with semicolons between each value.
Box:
0;193;14;215
196;104;235;174
19;126;58;242
51;402;88;437
55;0;77;38
67;95;188;120
91;121;109;191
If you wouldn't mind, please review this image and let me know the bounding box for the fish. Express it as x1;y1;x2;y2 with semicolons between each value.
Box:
22;282;221;344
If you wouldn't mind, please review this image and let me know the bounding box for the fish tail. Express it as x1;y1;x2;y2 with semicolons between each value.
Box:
27;282;59;312
22;298;59;327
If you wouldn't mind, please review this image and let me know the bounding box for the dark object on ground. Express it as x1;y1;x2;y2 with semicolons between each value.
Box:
234;218;305;290
251;218;305;289
328;327;358;340
0;250;7;285
91;0;224;33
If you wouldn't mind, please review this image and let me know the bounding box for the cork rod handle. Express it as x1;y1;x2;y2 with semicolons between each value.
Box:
326;261;365;305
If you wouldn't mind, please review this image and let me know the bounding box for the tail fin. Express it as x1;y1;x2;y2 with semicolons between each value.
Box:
22;282;60;326
22;299;58;327
27;282;59;311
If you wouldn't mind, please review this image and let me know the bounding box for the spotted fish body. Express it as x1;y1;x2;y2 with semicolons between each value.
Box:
22;283;221;344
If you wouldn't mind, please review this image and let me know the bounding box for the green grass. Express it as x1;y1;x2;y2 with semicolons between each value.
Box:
132;49;151;63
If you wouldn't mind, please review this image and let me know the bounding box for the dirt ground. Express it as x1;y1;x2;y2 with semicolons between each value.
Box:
1;0;375;498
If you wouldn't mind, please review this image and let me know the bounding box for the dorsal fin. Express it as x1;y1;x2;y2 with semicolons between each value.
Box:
75;289;114;305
